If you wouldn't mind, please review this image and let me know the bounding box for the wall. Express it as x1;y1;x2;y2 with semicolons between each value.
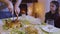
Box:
38;0;53;12
58;0;60;5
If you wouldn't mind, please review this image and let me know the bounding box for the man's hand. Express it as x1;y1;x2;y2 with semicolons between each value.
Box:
14;0;22;16
7;2;14;13
15;6;20;16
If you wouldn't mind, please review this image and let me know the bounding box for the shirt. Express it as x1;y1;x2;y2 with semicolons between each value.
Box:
45;11;60;28
45;11;57;22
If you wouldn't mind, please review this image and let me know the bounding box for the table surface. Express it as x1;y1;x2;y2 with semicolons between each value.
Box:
0;16;60;34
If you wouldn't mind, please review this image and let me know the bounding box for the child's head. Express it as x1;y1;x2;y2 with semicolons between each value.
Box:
50;1;59;12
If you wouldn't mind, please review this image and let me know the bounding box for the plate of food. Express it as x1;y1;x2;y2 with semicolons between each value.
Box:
2;18;23;30
1;28;25;34
0;17;42;34
0;18;25;34
24;25;42;34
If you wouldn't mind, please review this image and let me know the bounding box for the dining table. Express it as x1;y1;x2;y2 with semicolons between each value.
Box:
0;15;60;34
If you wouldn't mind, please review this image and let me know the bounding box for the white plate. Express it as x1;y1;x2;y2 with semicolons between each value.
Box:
41;25;59;32
24;25;42;34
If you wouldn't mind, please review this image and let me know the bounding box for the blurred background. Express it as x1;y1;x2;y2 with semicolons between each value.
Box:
0;0;60;20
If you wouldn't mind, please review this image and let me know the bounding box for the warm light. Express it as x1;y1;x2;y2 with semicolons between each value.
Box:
33;3;45;22
27;3;45;22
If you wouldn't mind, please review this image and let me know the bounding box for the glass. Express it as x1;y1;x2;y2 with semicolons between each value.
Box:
46;19;54;26
46;19;54;34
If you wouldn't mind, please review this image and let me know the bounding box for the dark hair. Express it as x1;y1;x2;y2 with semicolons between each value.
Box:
50;1;59;13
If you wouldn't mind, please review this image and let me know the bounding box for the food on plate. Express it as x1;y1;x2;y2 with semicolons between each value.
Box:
3;19;22;29
25;26;38;34
10;29;25;34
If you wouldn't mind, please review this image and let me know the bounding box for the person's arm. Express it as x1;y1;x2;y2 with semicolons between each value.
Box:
15;0;22;7
14;0;22;16
0;0;13;13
